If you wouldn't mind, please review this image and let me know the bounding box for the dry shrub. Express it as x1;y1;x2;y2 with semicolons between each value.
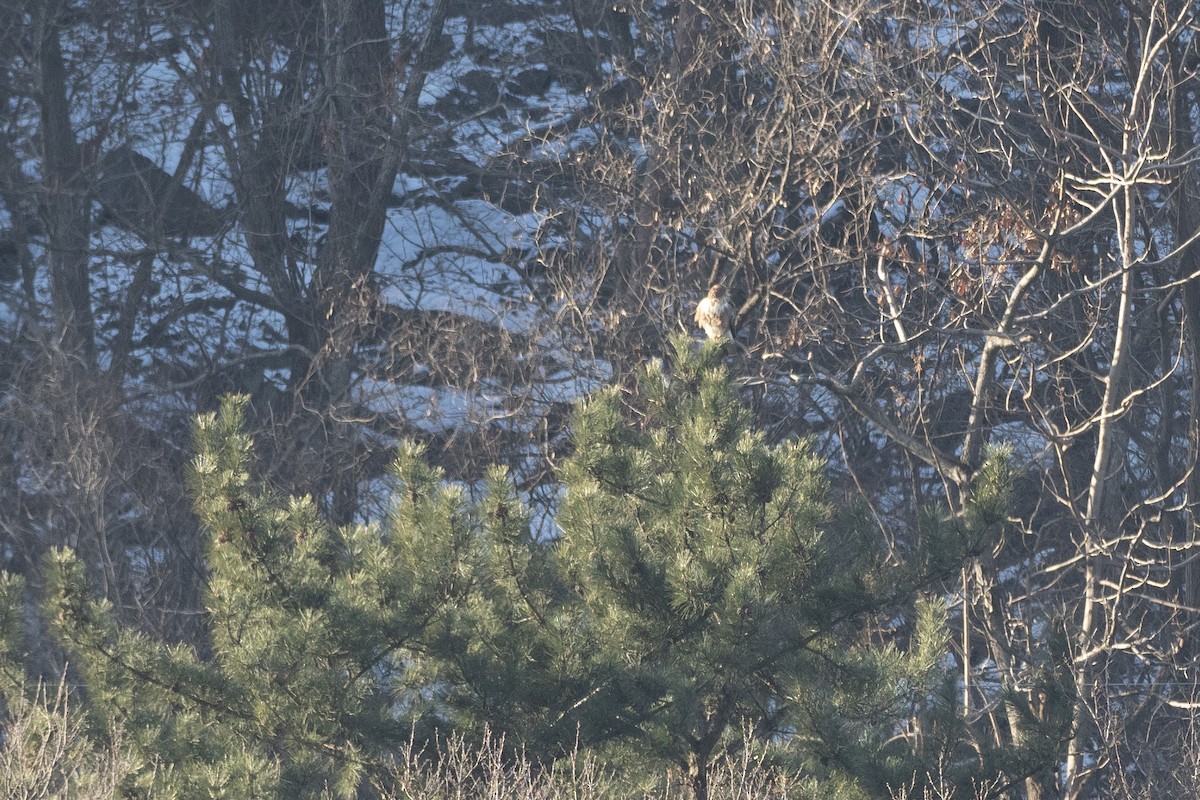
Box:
382;728;616;800
1;337;203;646
376;727;904;800
0;677;133;800
0;703;1012;800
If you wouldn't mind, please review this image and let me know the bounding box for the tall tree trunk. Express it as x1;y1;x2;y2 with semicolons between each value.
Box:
309;0;449;523
686;749;709;800
37;11;93;360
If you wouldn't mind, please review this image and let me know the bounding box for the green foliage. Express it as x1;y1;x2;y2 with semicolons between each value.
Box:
0;571;26;696
8;394;488;799
0;350;1029;799
423;337;962;798
557;340;842;763
403;461;573;747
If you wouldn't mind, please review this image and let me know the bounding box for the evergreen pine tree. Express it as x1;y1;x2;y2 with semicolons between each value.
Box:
0;345;1060;800
0;395;483;799
556;337;944;798
425;337;968;800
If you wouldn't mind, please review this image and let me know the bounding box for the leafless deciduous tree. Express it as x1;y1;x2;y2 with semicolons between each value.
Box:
517;0;1200;795
0;0;590;642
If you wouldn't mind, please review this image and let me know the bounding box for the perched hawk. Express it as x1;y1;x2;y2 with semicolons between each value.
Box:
694;284;733;341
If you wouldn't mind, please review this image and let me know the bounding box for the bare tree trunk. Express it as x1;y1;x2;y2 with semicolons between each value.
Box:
686;750;709;800
1063;75;1144;795
308;0;449;523
36;10;93;360
1171;72;1200;654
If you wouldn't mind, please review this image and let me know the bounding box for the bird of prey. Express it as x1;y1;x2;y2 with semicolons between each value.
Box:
694;283;733;340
